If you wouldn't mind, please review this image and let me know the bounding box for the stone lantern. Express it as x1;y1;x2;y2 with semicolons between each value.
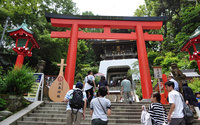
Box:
181;26;200;72
8;21;40;68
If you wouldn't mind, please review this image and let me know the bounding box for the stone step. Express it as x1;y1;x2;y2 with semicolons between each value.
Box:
81;118;141;123
36;107;146;112
22;116;67;122
43;102;151;106
17;121;66;125
38;105;170;111
22;116;141;123
27;113;66;118
17;121;141;125
81;123;141;125
27;113;141;119
33;110;145;115
32;110;142;116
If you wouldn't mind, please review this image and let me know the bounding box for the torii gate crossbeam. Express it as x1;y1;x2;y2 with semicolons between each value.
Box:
46;13;167;99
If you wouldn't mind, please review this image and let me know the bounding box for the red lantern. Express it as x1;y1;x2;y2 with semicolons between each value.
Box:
8;21;40;68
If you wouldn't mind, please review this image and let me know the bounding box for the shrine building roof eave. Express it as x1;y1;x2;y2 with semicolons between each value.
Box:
45;13;168;22
180;26;200;52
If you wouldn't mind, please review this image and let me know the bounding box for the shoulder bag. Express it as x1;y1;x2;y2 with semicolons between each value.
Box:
97;98;107;114
97;98;108;124
179;93;194;124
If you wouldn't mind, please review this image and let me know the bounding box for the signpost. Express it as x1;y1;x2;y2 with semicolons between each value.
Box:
153;66;162;93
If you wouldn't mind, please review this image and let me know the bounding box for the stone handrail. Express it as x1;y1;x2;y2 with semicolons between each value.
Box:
0;101;44;125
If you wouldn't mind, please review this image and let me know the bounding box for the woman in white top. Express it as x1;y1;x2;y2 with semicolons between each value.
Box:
84;71;96;104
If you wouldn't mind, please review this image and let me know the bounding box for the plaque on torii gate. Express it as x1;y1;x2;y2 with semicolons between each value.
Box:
49;59;69;102
46;13;167;99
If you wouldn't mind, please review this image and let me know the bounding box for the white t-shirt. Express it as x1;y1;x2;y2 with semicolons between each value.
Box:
84;75;95;91
169;79;179;91
168;90;184;118
90;97;111;121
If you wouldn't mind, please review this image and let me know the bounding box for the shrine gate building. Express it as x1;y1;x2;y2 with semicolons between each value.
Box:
46;13;167;99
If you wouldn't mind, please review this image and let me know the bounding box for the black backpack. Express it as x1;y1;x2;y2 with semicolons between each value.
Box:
69;89;84;109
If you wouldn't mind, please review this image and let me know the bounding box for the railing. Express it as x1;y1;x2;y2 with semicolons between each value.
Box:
24;73;44;102
35;73;44;101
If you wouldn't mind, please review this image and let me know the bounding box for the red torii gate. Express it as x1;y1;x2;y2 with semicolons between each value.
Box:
46;13;167;99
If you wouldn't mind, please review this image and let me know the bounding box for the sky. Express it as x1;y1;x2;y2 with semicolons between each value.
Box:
72;0;145;16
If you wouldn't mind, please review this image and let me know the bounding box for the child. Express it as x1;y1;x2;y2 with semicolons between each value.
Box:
195;92;200;110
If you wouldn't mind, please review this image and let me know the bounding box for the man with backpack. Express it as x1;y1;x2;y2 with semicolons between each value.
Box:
64;82;87;125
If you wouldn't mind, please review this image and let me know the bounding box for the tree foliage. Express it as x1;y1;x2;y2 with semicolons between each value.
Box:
0;0;98;84
188;78;200;93
134;0;200;74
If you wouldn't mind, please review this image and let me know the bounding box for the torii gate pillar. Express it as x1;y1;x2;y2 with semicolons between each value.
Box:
46;13;167;99
136;25;152;99
64;24;78;89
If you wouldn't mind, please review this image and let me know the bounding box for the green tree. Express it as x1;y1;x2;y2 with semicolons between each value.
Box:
188;78;200;93
127;61;140;80
134;0;199;75
0;0;98;78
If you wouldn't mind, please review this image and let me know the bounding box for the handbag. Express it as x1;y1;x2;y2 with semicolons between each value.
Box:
87;76;94;86
179;93;194;124
141;105;152;125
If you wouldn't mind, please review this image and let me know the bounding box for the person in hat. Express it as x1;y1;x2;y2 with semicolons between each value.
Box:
64;82;87;125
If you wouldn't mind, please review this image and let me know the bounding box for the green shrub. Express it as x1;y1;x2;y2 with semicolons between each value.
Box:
0;66;6;93
0;98;7;111
2;65;36;95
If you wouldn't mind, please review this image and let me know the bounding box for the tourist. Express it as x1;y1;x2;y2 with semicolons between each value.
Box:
64;82;87;125
182;83;200;120
165;81;185;125
131;80;137;102
121;76;134;104
195;92;200;110
168;75;179;91
84;71;96;104
98;76;109;95
90;86;111;125
148;92;168;125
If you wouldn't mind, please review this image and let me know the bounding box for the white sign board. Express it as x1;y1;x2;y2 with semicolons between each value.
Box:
153;66;162;79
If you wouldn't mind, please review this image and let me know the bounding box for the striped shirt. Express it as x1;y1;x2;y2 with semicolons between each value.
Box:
148;103;168;125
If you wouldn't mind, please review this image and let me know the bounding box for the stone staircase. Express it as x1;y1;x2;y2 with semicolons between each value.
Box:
14;102;150;125
7;101;200;125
